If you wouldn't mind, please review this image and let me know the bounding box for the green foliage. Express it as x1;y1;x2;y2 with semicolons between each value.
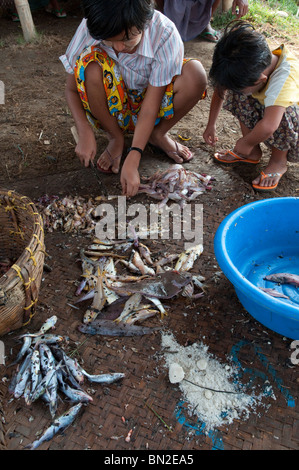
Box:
212;0;299;38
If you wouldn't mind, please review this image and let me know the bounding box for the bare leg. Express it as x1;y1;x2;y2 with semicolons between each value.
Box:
149;60;207;162
199;0;222;42
252;148;288;189
85;62;124;173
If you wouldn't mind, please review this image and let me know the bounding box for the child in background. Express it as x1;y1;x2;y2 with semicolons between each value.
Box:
203;21;299;191
60;0;207;197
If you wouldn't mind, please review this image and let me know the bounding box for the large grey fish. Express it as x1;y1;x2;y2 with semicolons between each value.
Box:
264;273;299;287
25;403;83;450
9;352;32;395
108;271;192;299
39;343;56;373
78;319;158;336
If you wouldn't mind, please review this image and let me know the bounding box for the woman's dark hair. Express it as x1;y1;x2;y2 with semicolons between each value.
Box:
209;20;272;94
82;0;155;40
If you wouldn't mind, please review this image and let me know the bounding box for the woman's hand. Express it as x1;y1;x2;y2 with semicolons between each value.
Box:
120;152;141;197
76;126;97;167
232;0;249;18
203;124;218;146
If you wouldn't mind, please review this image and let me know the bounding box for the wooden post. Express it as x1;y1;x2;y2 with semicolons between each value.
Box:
14;0;37;42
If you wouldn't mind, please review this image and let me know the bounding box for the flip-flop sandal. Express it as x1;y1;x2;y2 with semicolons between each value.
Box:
97;148;122;174
45;7;67;17
252;171;283;192
11;12;20;22
214;149;261;165
198;30;220;43
166;141;193;163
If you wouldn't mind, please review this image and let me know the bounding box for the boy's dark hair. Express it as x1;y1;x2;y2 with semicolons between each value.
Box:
82;0;155;40
209;20;272;94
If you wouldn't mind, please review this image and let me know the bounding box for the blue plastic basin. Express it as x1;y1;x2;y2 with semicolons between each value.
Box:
214;197;299;339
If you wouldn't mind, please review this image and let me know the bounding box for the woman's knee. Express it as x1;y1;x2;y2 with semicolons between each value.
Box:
177;60;208;96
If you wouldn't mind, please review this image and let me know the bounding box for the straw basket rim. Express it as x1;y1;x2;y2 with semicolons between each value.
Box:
0;189;45;336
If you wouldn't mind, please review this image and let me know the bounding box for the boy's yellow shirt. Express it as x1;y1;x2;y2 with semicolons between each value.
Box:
252;45;299;108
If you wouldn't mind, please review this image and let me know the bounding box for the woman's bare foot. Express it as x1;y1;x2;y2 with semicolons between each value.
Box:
97;136;124;173
149;132;193;163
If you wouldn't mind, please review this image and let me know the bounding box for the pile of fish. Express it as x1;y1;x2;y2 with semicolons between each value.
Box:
36;194;100;234
74;230;205;335
35;165;213;235
8;315;125;450
138;164;213;207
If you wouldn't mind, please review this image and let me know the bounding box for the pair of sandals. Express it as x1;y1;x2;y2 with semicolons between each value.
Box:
97;141;193;174
214;149;283;192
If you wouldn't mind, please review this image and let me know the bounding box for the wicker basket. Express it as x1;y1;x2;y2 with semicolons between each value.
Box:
0;190;45;337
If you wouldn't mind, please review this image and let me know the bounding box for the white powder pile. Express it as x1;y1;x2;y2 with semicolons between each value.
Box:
161;332;271;433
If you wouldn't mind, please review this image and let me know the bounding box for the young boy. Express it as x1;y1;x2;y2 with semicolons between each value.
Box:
203;21;299;191
60;0;207;197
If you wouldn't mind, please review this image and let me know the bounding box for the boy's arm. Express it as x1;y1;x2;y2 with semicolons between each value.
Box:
234;105;286;154
120;84;166;197
65;73;97;167
203;89;224;146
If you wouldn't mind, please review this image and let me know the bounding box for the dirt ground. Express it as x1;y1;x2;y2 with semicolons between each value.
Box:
0;4;299;452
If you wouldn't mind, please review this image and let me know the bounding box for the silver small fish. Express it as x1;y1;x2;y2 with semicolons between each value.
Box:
57;371;92;403
52;348;84;385
10;336;32;366
25;403;83;450
81;370;125;384
19;315;57;339
30;349;41;393
14;359;32;399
